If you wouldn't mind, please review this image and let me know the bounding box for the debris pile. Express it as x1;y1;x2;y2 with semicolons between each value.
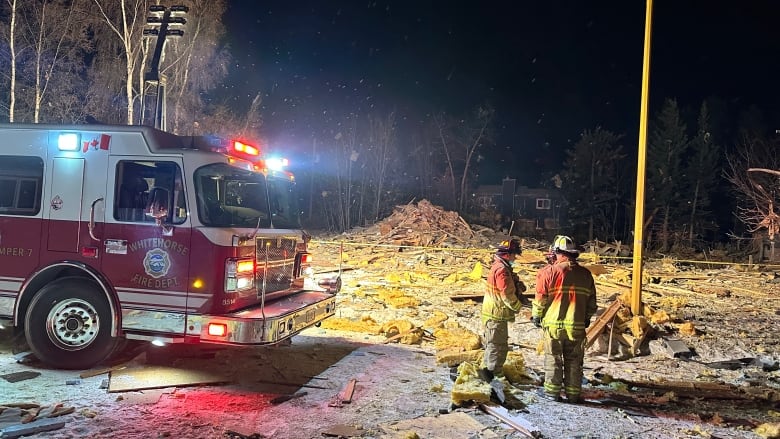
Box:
373;199;477;247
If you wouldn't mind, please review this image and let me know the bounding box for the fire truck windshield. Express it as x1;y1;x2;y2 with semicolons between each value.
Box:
194;163;300;229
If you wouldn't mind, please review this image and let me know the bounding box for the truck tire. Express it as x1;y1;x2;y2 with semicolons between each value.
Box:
24;277;116;370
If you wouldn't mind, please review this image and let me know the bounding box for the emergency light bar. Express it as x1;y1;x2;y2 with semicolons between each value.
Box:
231;141;259;156
210;139;293;177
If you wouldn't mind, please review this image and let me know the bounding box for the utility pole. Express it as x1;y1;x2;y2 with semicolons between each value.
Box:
631;0;653;316
141;5;188;131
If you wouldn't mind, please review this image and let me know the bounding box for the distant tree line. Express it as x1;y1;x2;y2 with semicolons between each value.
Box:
1;2;777;255
559;97;779;255
0;0;256;137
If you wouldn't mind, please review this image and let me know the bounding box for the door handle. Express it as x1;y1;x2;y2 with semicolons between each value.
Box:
89;197;104;241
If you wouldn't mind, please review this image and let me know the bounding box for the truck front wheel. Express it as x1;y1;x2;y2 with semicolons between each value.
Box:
25;277;116;370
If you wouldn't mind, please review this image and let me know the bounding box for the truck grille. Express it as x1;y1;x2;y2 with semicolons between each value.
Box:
255;237;297;294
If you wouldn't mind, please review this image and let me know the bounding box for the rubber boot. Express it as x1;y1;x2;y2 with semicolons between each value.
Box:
478;368;494;382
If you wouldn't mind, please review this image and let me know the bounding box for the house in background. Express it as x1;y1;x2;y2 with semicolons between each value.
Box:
471;178;564;237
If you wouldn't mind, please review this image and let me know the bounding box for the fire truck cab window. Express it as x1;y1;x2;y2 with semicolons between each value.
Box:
0;156;43;216
194;163;271;228
114;160;186;224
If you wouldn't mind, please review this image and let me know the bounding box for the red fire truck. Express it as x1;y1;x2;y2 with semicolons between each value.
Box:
0;123;339;369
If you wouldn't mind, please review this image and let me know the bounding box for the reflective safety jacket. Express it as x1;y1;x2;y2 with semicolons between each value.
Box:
532;260;597;340
482;255;526;324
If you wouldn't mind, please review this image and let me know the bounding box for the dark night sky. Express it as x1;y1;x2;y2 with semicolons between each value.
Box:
222;1;780;185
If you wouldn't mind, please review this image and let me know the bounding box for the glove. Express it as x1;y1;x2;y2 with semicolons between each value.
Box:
584;317;591;328
531;316;542;328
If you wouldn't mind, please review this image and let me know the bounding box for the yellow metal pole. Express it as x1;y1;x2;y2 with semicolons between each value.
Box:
631;0;653;316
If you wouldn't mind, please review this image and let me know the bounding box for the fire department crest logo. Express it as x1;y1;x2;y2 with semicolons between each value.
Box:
143;248;170;279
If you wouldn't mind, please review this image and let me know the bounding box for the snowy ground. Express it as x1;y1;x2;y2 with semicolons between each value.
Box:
2;237;780;438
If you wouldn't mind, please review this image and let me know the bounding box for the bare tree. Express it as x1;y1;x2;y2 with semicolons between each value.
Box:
432;112;457;210
725;134;780;257
432;105;494;213
456;105;492;213
91;0;147;124
368;111;396;221
5;0;18;122
13;0;92;123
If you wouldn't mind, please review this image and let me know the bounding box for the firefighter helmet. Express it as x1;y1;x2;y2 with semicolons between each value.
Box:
495;238;522;255
552;235;579;256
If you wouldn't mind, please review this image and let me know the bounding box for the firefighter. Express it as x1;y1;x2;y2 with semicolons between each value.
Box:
536;239;558;284
479;238;530;382
531;235;597;403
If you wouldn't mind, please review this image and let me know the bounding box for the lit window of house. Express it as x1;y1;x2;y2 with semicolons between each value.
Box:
536;198;551;210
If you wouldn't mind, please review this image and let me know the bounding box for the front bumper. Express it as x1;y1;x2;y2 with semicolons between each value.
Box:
192;291;336;345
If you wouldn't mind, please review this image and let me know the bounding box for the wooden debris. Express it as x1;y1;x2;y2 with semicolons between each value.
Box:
327;378;358;408
321;424;364;438
586;299;623;348
613;377;780;402
382;326;433;344
0;417;66;438
252;379;328;390
339;199;478;248
378;412;496;438
108;365;229;392
479;403;540;438
269;391;307;405
339;378;357;404
79;365;127;379
0;371;41;383
450;292;484;301
224;429;264;439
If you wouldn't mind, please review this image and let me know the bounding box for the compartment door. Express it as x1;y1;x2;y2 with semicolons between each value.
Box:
46;157;85;253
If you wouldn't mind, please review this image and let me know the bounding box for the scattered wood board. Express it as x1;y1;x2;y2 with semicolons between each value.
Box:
585;299;623;348
450;293;484;301
0;371;41;383
0;417;66;439
339;378;357;403
328;378;357;407
480;403;539;438
117;389;168;405
321;423;364;437
378;411;498;439
108;366;229;393
79;365;127;379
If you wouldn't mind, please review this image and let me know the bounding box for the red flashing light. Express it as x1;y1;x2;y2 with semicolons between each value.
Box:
232;140;259;156
208;323;228;337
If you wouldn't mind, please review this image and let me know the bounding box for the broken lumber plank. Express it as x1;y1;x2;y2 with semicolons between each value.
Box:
586;299;623;348
0;417;66;439
79;365;127;379
479;403;539;438
269;391;307;405
252;379;329;390
613;377;779;401
449;293;484;301
339;378;357;404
